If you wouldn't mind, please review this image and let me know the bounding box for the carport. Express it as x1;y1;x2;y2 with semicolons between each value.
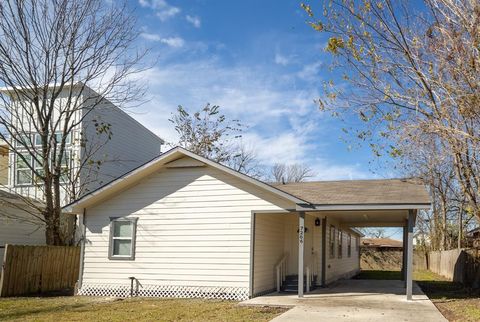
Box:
240;279;447;321
273;179;431;301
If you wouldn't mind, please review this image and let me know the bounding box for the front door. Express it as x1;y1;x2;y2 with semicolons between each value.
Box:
284;214;313;275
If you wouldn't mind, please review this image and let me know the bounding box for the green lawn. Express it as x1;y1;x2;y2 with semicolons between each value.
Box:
414;270;480;322
0;297;286;322
356;269;480;322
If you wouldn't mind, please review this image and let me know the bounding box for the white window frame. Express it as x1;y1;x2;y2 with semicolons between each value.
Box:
108;217;138;260
347;234;352;257
338;230;343;259
15;153;33;186
329;225;335;259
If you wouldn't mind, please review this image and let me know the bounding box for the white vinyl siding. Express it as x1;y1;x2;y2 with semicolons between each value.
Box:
0;205;45;264
82;163;293;289
325;217;360;283
253;213;287;295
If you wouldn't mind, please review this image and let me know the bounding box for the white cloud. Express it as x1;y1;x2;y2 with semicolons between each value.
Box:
140;33;185;48
159;37;185;48
129;59;372;180
297;62;322;81
157;7;181;21
140;32;161;41
310;160;373;181
138;0;181;21
186;15;201;28
274;53;289;66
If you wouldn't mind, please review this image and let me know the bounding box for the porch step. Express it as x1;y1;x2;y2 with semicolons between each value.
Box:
281;275;317;292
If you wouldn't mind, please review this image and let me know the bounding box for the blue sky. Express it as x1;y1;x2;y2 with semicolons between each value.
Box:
127;0;394;181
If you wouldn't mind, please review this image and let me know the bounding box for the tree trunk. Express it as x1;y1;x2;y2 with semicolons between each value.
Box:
44;209;63;245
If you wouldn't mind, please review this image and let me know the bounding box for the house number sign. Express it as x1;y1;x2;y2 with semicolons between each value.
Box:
299;226;304;244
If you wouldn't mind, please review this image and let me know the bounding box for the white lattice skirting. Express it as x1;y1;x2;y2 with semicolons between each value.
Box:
78;283;249;301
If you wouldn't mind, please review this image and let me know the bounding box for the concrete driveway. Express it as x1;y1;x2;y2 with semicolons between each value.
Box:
240;280;447;322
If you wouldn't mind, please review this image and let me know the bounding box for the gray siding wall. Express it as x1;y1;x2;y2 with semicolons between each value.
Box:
80;99;162;195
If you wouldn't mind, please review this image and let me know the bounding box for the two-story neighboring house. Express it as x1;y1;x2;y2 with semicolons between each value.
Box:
0;84;164;261
4;85;164;202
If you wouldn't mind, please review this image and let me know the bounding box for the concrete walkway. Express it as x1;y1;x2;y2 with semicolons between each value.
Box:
240;280;447;322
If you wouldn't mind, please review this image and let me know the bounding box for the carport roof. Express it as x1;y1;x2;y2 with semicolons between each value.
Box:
274;179;431;206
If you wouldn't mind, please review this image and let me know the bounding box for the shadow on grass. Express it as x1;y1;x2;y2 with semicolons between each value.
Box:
0;298;95;320
416;280;480;301
353;270;402;280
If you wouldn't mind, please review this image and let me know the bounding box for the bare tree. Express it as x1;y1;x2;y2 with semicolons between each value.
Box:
301;1;480;221
0;0;147;245
169;104;244;164
269;163;314;183
359;228;388;239
227;143;264;179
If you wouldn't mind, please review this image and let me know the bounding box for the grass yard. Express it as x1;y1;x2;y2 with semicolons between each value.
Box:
415;270;480;322
356;269;480;322
0;296;287;322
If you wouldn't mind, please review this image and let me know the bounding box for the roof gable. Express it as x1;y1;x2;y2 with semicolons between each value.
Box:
64;147;307;213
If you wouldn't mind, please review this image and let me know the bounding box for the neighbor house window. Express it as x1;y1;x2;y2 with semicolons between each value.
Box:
338;230;343;259
329;225;335;258
15;153;33;185
347;234;352;257
109;217;138;260
15;132;73;187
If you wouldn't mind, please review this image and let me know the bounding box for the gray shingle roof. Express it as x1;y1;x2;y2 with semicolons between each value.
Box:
273;179;430;205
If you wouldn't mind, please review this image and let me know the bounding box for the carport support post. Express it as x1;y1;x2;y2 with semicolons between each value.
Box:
406;210;414;300
298;211;305;298
402;224;407;284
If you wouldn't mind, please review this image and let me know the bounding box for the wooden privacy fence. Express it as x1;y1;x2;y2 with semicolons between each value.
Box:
0;245;80;297
428;249;464;282
428;248;480;285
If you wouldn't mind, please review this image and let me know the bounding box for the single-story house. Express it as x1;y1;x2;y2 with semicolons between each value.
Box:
64;147;431;300
361;238;403;251
466;227;480;248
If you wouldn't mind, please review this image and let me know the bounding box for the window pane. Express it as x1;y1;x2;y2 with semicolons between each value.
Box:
114;221;132;237
55;132;71;145
113;239;131;256
16;154;32;169
16;134;30;147
35;134;42;146
16;169;32;184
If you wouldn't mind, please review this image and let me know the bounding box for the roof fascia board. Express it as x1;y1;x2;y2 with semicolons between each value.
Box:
297;204;431;211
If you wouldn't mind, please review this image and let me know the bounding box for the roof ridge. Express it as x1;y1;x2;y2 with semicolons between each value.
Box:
273;177;420;185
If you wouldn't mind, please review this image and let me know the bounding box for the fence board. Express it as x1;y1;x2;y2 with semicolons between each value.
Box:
0;245;80;297
428;248;480;286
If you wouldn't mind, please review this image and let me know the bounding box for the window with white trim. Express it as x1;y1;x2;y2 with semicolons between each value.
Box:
109;217;138;260
329;225;335;259
15;153;33;185
338;230;343;259
14;132;73;186
347;233;352;257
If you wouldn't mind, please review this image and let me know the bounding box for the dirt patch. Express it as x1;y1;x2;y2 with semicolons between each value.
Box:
361;249;427;270
361;249;403;270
